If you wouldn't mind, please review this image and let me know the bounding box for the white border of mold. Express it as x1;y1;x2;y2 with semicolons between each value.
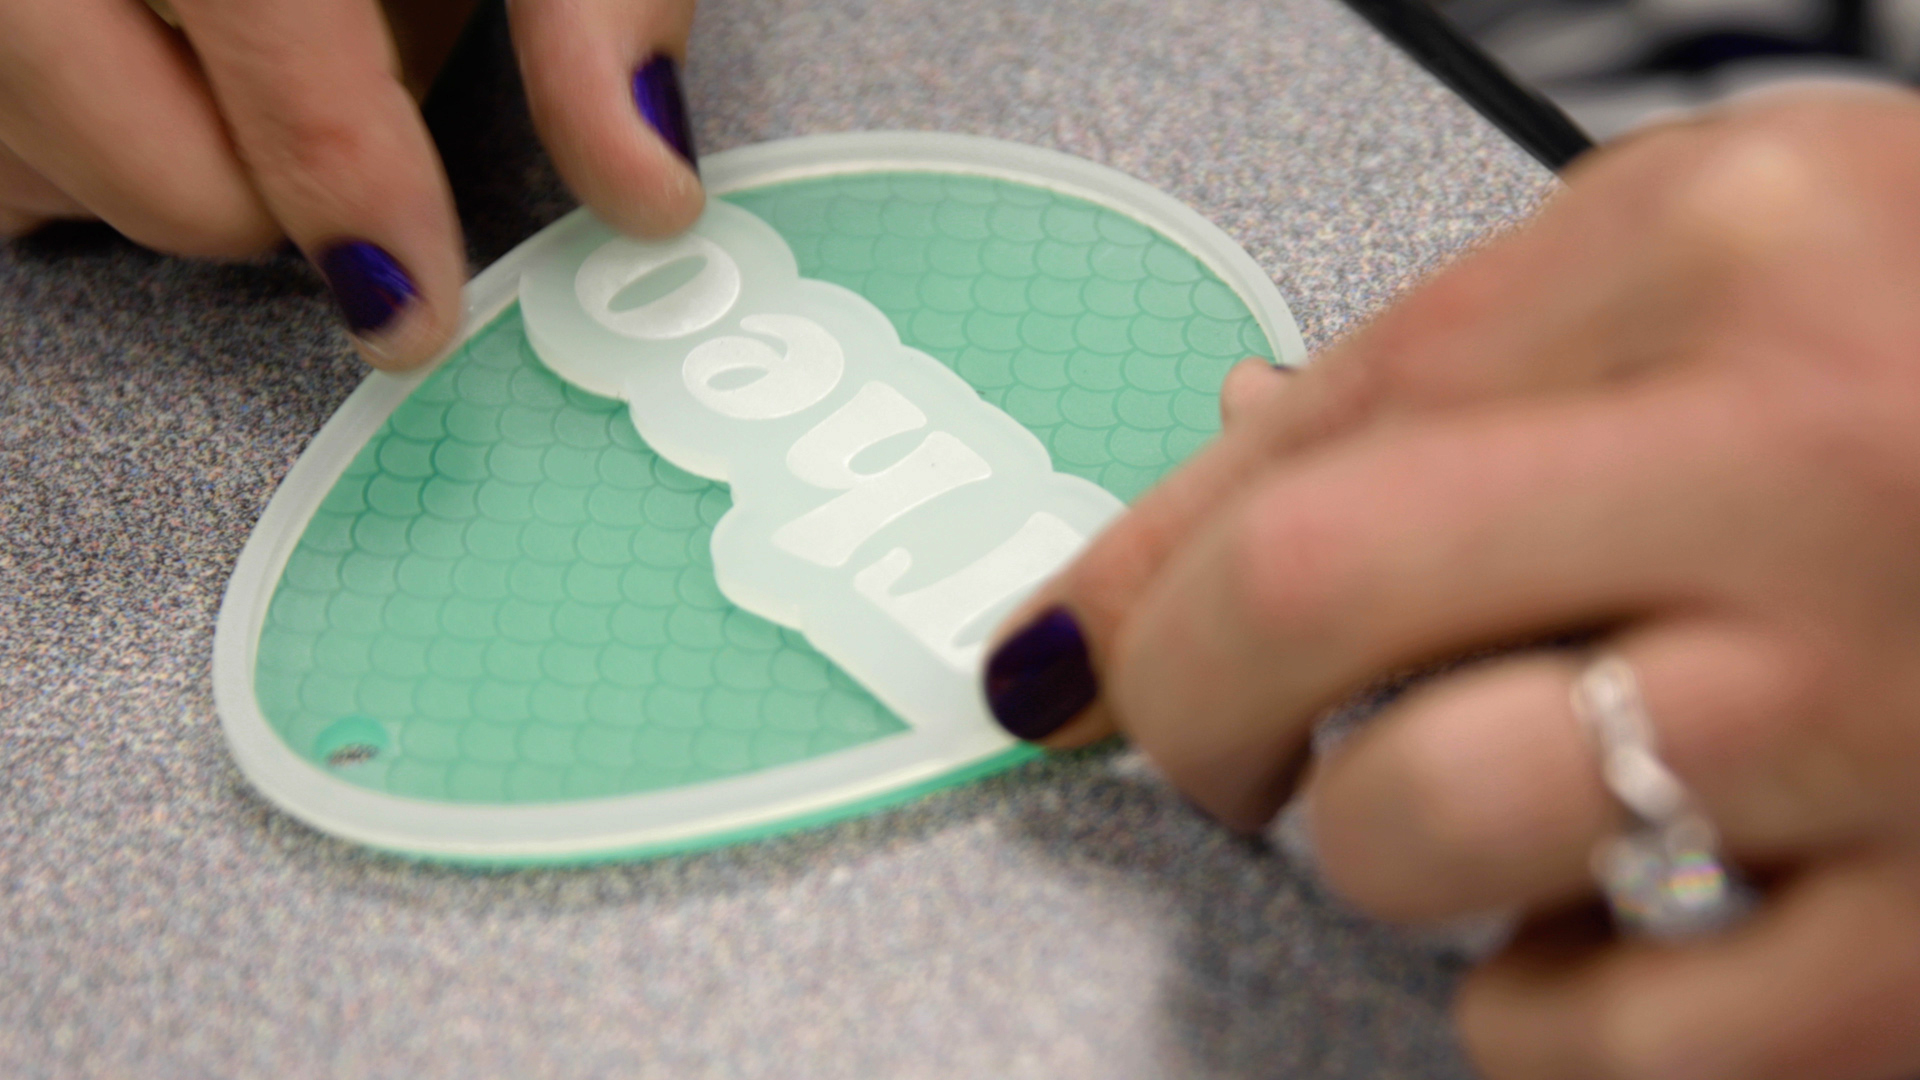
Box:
211;132;1307;862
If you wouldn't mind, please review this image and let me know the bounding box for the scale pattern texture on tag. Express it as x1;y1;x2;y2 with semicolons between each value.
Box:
214;133;1306;863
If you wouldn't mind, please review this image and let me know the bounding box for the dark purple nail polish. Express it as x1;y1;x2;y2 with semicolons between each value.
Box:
984;606;1098;742
633;54;697;168
315;241;415;336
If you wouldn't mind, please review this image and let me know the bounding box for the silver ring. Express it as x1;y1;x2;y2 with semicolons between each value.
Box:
1571;654;1756;941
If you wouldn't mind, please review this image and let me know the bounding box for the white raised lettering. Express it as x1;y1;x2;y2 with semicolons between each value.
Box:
786;382;927;489
773;431;991;567
520;201;1126;738
577;233;741;340
854;513;1087;669
683;314;845;420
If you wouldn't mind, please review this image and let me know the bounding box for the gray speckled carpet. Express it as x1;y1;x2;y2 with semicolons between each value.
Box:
0;0;1551;1075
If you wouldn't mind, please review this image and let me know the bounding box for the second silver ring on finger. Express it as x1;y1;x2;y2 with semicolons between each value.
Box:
1572;654;1757;942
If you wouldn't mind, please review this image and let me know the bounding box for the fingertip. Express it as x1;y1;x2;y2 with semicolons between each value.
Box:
984;604;1101;744
1035;703;1119;750
314;238;458;371
589;159;706;240
1219;356;1290;428
512;3;707;241
350;297;457;371
586;53;706;238
631;53;696;171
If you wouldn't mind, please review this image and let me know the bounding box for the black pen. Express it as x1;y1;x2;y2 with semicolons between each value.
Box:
1339;0;1596;172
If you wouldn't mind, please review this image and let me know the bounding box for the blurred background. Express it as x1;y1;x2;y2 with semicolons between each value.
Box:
1439;0;1920;139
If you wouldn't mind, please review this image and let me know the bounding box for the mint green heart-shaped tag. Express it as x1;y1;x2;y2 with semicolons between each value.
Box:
215;133;1305;864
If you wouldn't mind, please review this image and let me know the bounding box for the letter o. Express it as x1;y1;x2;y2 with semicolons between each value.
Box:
576;234;742;340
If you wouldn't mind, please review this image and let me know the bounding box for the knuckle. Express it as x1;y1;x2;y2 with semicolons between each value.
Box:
1055;527;1164;648
1312;747;1494;916
239;107;377;206
1387;734;1499;863
1230;483;1360;646
1289;330;1402;444
1664;122;1837;263
1375;254;1508;369
1390;705;1553;875
1741;366;1920;545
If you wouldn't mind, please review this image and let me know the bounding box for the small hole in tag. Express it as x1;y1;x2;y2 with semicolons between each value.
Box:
610;255;709;313
312;715;392;771
325;744;382;768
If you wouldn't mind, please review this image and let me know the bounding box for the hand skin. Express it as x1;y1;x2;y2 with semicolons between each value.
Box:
990;87;1920;1080
0;0;702;369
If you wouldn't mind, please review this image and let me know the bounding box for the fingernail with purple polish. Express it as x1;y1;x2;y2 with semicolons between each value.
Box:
984;606;1098;742
633;54;697;168
316;240;416;336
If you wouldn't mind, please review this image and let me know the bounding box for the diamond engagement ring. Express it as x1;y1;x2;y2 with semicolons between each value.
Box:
1572;654;1757;941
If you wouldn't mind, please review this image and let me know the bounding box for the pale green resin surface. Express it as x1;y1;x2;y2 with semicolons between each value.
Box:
254;172;1275;804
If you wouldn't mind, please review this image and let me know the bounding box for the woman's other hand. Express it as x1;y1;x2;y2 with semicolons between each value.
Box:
0;0;702;369
986;87;1920;1080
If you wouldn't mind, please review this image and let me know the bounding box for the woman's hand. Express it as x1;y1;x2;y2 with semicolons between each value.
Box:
985;88;1920;1080
0;0;702;369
